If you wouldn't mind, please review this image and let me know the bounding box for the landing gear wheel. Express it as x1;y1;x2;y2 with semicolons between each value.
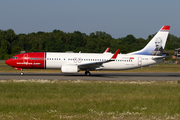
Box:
20;69;24;76
85;71;91;76
20;72;24;76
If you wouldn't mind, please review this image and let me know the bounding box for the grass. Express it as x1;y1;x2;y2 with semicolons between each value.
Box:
0;80;180;119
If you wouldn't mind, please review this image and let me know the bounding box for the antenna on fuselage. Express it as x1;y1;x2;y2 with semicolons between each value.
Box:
20;51;26;54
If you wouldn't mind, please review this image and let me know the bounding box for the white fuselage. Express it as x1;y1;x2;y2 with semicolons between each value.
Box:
46;52;162;70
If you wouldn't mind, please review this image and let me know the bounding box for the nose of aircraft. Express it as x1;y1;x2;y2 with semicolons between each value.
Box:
5;59;12;66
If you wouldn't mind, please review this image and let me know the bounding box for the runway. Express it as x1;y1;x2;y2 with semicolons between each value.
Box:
0;72;180;81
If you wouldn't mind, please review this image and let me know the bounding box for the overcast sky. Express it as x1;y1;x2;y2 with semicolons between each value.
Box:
0;0;179;39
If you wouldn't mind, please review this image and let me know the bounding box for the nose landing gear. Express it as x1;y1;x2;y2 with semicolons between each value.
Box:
20;72;24;76
20;69;24;76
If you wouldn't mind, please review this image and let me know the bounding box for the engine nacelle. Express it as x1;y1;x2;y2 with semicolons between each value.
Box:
61;64;79;73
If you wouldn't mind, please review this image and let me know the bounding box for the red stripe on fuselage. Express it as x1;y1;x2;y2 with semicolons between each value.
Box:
6;52;45;69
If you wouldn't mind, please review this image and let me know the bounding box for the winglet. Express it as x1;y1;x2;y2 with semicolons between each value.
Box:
111;49;120;60
104;47;110;53
103;47;110;54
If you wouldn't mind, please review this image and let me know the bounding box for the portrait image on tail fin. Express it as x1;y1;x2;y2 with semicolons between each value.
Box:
151;37;163;56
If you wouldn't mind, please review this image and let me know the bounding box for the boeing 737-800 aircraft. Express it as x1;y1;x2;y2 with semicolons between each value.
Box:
5;25;170;75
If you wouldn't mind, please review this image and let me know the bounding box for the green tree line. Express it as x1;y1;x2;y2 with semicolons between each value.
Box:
0;29;179;60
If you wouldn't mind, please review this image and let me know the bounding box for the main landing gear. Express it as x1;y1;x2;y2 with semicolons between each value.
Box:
85;71;91;76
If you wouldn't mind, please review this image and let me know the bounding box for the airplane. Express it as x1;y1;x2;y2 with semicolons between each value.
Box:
5;25;170;76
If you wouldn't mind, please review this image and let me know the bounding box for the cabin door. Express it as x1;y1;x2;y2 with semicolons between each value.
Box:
138;57;142;66
23;54;28;63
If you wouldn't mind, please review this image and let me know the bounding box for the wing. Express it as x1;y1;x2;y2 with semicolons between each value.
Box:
78;49;120;70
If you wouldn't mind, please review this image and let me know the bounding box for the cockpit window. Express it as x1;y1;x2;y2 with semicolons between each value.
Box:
12;57;18;59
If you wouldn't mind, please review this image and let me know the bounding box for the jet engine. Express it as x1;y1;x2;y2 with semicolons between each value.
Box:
61;64;79;73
